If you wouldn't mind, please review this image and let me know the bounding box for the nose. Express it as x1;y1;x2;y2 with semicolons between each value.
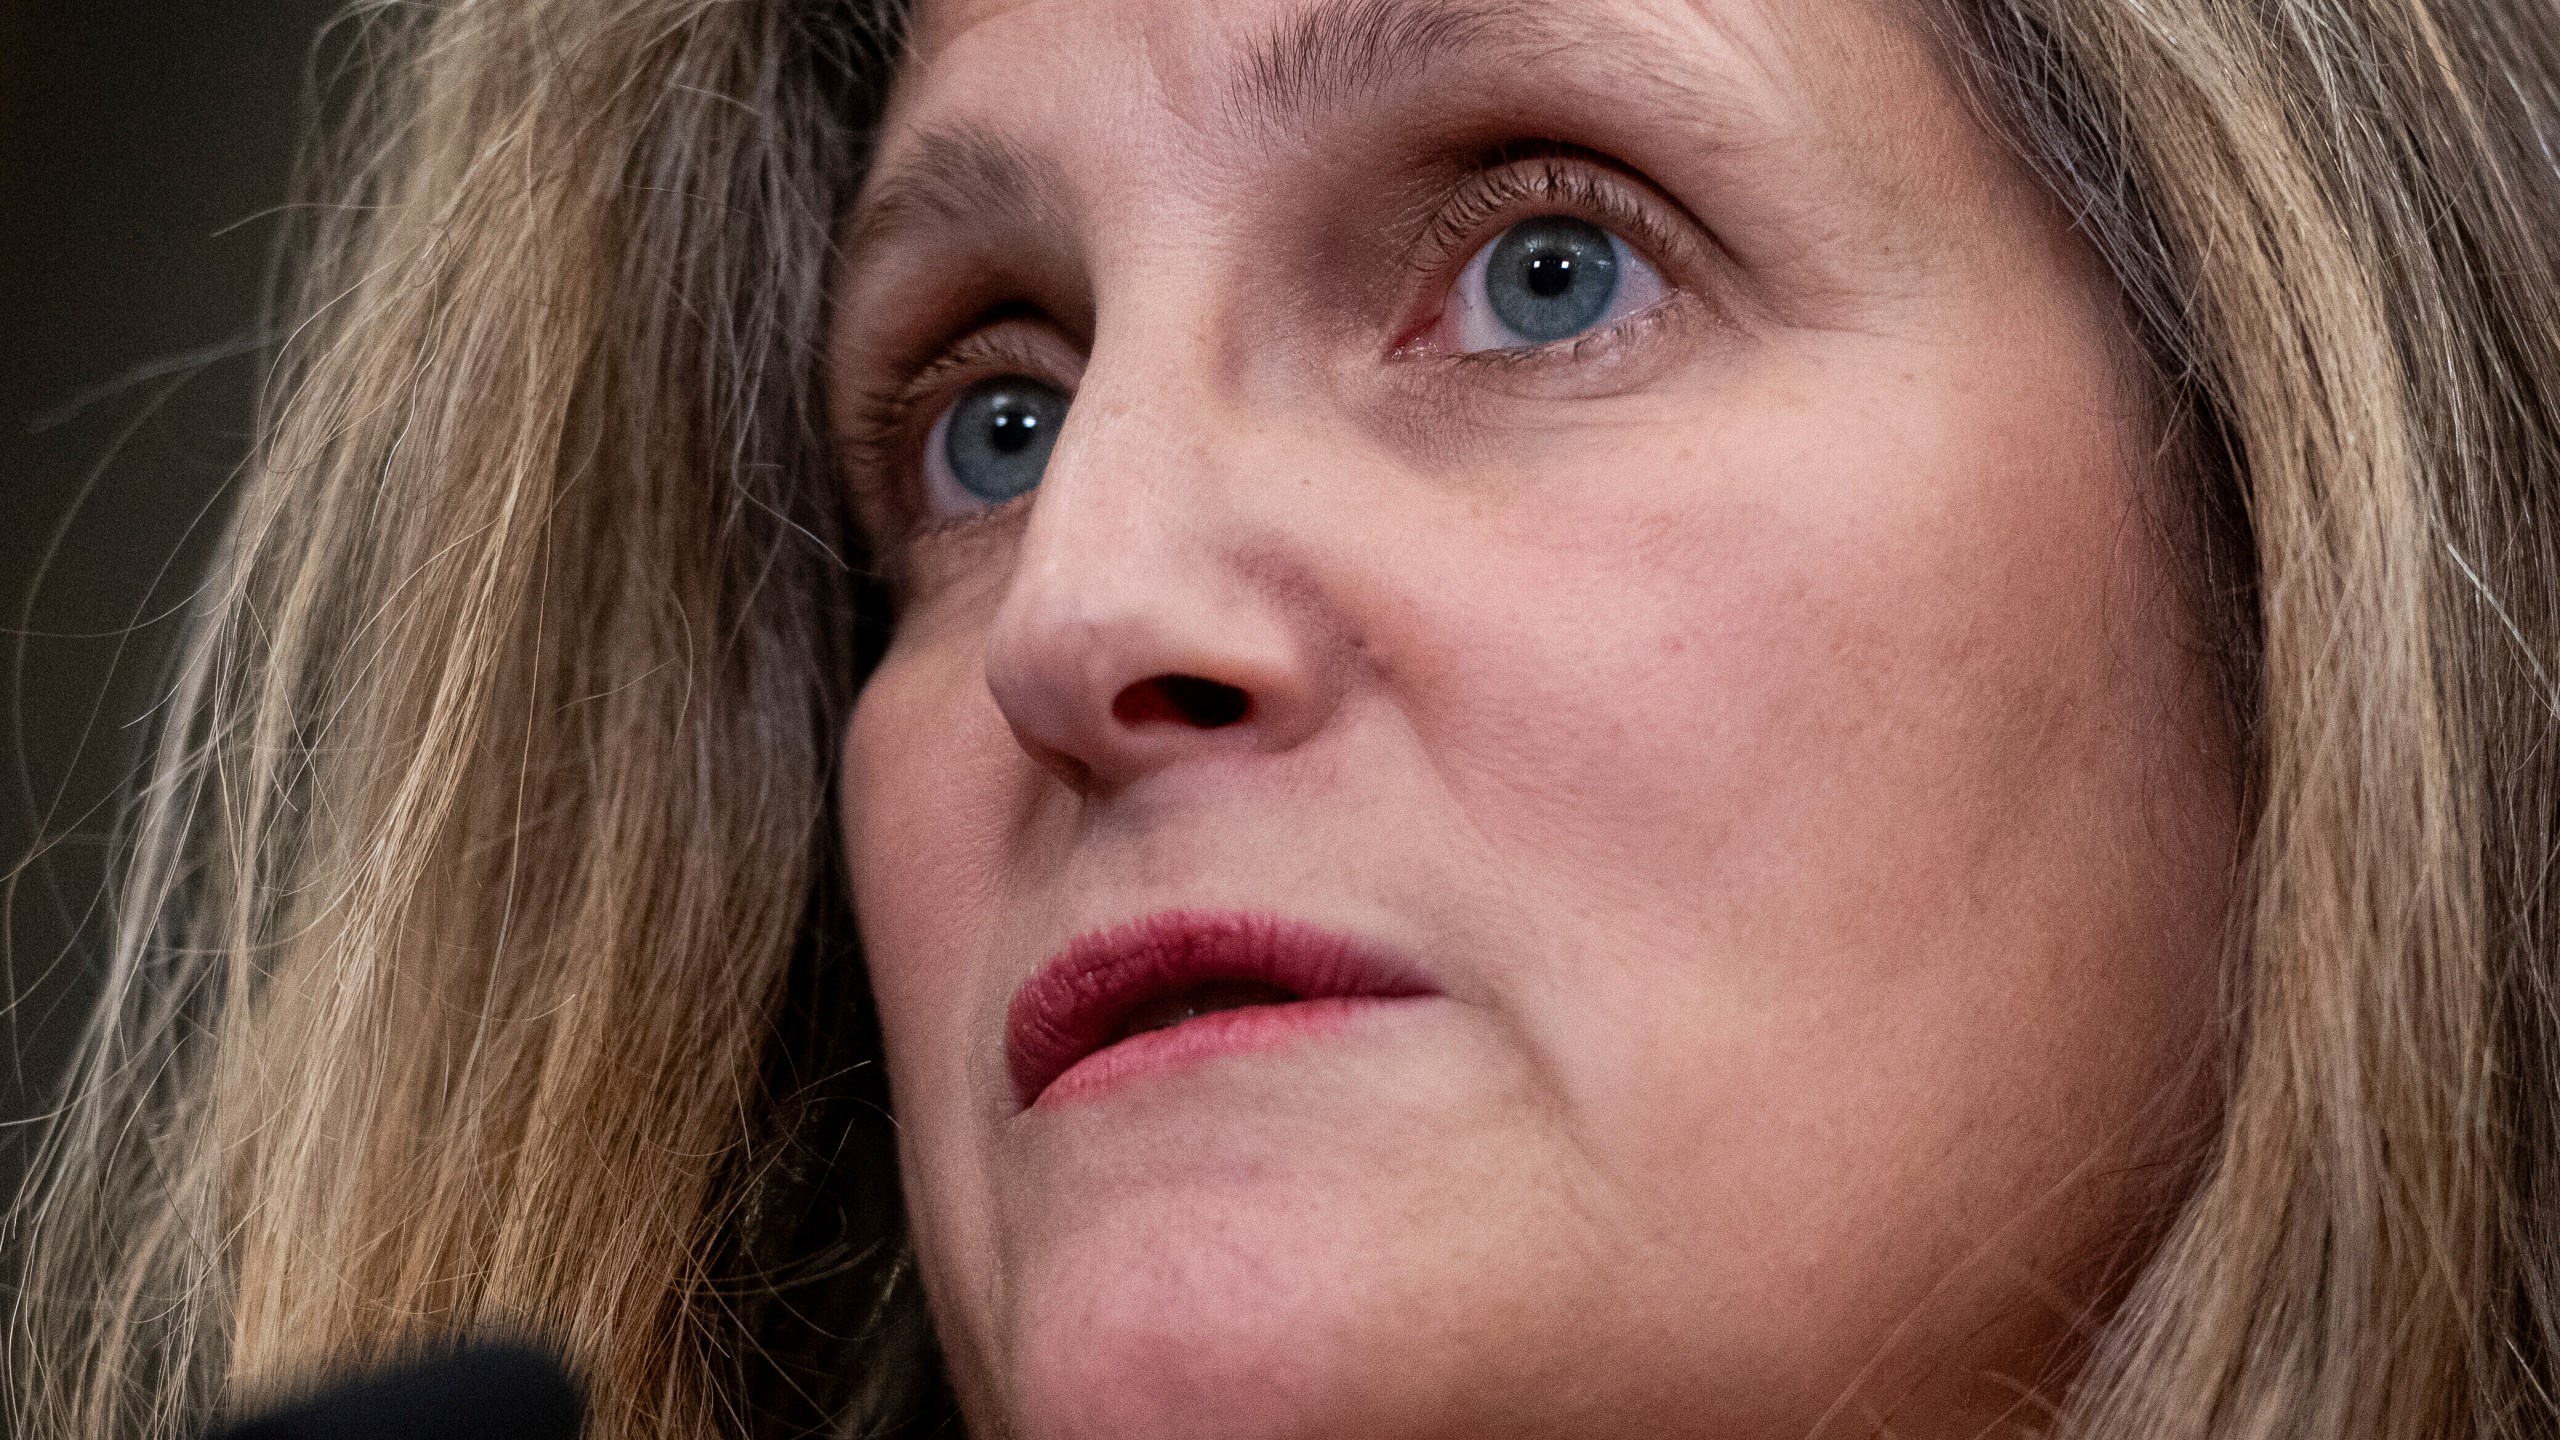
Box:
980;368;1350;797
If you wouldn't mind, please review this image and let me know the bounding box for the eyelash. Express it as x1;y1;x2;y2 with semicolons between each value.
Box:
845;152;1697;557
1399;153;1695;368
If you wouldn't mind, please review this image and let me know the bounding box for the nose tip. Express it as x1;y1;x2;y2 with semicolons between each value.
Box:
972;352;1352;799
984;575;1340;798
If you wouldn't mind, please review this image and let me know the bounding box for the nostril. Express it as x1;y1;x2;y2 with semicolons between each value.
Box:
1114;675;1250;729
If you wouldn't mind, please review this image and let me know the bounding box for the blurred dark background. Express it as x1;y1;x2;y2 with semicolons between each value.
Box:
2;0;338;1194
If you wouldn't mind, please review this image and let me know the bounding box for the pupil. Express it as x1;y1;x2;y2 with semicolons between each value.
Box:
989;409;1037;454
1526;252;1575;298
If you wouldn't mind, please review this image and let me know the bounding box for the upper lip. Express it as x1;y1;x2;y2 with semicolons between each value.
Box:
1005;908;1435;1107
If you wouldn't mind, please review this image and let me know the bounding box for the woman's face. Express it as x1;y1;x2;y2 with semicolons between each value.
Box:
830;0;2240;1435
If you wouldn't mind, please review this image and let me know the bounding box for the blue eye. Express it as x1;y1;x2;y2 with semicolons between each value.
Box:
927;376;1068;512
1487;217;1617;340
1450;216;1665;353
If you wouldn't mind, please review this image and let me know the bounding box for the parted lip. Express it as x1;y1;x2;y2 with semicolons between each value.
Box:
1005;908;1436;1108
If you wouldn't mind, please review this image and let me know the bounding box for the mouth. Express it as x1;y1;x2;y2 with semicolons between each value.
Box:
1006;909;1435;1109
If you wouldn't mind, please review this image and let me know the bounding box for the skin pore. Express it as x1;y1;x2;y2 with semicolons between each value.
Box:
829;0;2242;1436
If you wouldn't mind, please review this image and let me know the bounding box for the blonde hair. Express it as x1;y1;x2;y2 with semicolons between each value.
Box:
10;2;2559;1437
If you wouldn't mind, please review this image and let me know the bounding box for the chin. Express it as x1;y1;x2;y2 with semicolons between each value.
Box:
999;1218;1409;1440
959;1026;1590;1440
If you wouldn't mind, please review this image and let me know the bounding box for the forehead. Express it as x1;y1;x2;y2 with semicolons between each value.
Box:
906;0;1543;99
891;0;1930;137
874;0;1974;234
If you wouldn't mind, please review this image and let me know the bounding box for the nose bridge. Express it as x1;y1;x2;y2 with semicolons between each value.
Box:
1011;278;1244;609
979;291;1345;796
1042;319;1223;549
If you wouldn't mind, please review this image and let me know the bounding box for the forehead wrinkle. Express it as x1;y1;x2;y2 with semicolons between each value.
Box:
1221;0;1555;139
848;124;1068;261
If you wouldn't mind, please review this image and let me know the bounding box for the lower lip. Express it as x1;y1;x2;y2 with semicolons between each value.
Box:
1031;996;1415;1110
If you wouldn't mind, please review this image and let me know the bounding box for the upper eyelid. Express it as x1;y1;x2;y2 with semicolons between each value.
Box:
1398;153;1697;285
903;330;1067;413
888;324;1075;423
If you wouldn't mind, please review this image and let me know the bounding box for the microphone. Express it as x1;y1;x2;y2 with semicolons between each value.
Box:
205;1338;584;1440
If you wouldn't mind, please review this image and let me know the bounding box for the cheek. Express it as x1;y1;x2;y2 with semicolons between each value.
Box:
1413;371;2143;933
1381;334;2230;1325
842;636;1022;1166
843;632;1058;1383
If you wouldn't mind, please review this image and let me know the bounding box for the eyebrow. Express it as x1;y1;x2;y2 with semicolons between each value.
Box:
848;126;1067;260
1227;0;1552;137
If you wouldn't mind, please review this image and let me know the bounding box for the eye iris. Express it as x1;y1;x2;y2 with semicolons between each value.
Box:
1485;216;1620;344
946;378;1067;502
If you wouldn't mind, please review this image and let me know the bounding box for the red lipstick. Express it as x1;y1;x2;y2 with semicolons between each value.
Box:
1006;909;1434;1109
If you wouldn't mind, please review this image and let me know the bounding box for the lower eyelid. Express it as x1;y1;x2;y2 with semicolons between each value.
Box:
1446;287;1697;374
